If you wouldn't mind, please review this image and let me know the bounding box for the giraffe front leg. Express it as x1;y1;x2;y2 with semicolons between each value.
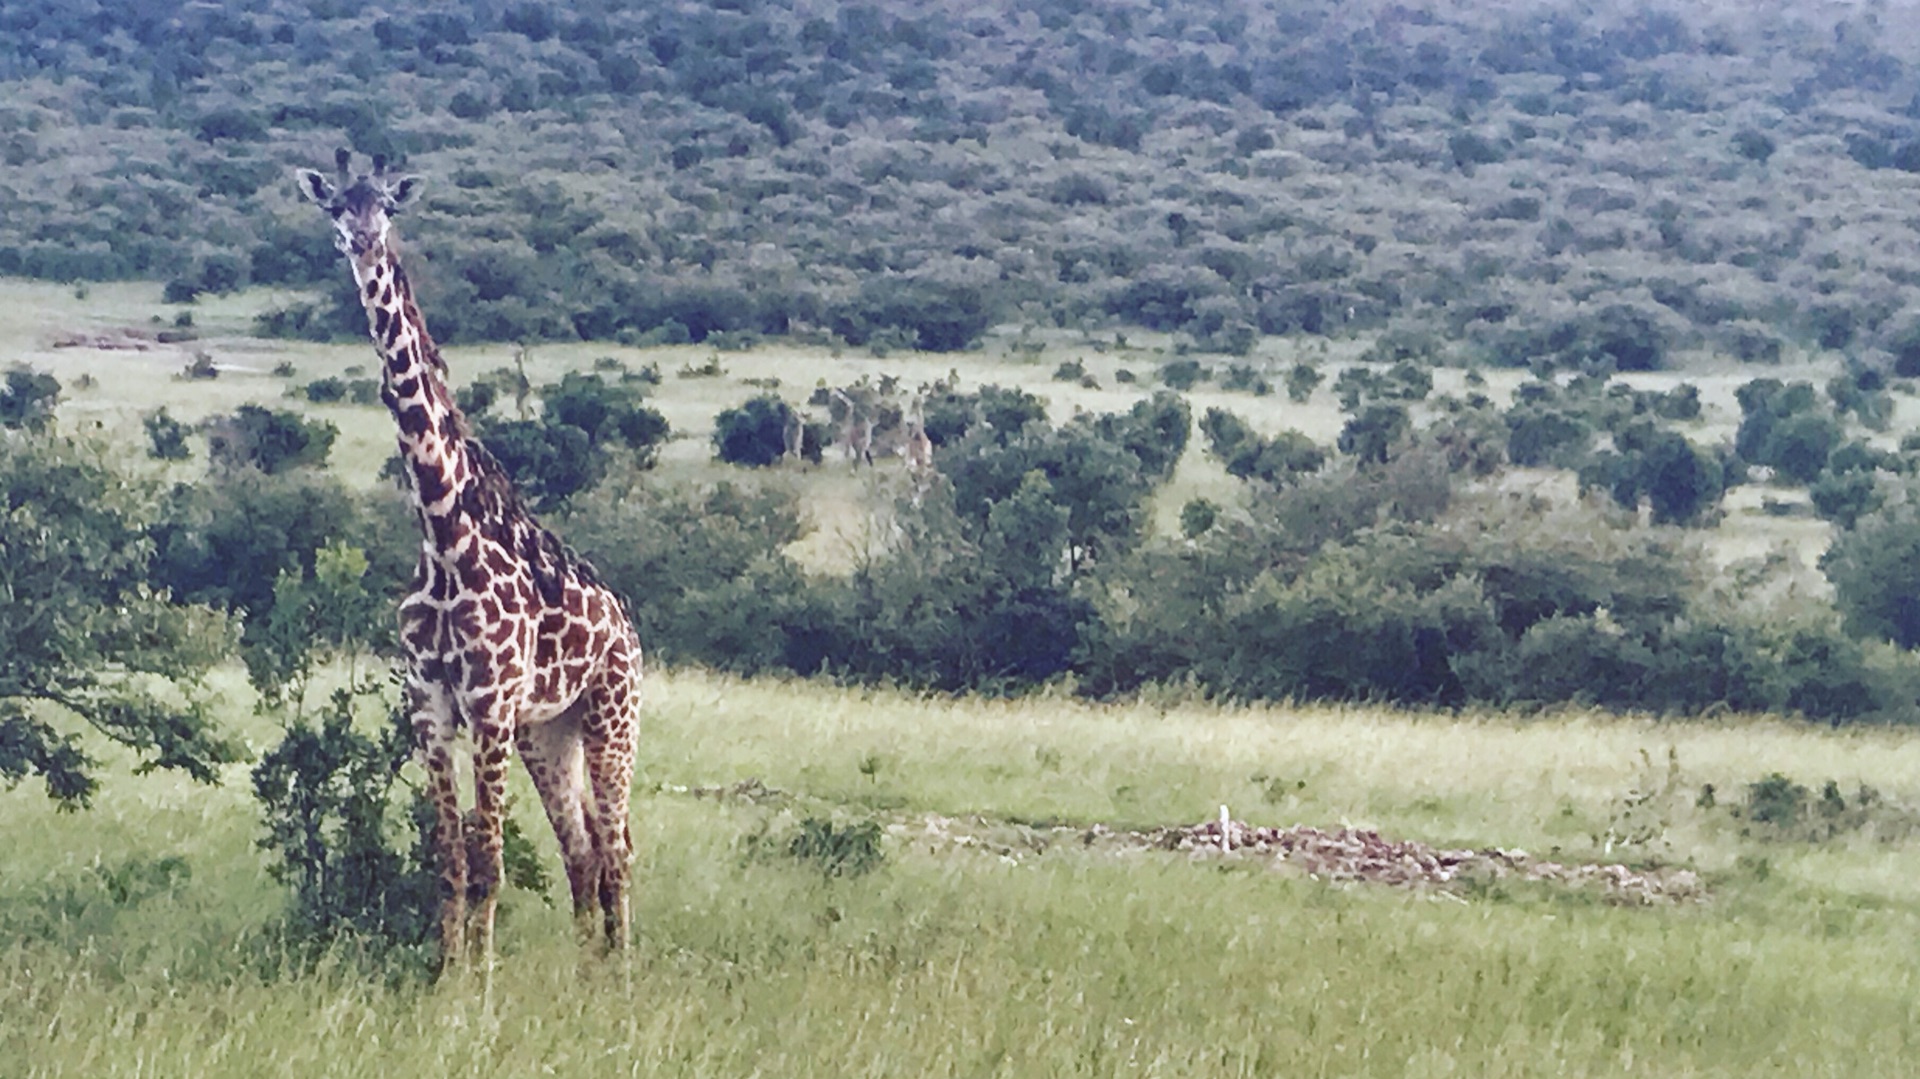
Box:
466;713;515;973
409;681;467;976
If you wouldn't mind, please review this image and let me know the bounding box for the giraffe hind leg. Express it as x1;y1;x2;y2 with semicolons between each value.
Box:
516;703;602;938
582;660;640;951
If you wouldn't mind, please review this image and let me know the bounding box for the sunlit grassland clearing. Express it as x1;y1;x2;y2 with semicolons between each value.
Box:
4;279;1840;574
3;669;1920;1077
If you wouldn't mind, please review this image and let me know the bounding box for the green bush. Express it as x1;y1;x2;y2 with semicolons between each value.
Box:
302;377;348;403
1201;407;1324;486
205;404;338;474
538;372;670;462
0;366;60;431
1823;492;1920;648
815;482;1090;690
1284;362;1323;403
1732;129;1776;163
1579;425;1725;526
921;384;1047;448
151;467;401;634
831;273;995;352
1337;404;1411;464
473;372;669;507
1744;773;1807;827
1158;358;1207;391
713;396;800;468
1180;498;1218;538
1089;391;1191;482
785;817;886;878
475;418;601;510
143;407;192;460
251;687;435;958
1734;379;1842;483
1809;469;1882;529
945;414;1163;571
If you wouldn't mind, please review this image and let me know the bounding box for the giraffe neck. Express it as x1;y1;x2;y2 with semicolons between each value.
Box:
348;244;472;535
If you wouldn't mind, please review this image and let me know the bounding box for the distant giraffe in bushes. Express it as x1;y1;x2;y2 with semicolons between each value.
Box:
830;387;875;467
298;150;641;975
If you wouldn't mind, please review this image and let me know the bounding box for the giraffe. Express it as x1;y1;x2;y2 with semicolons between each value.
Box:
830;387;875;467
297;150;641;972
781;404;805;467
900;396;934;481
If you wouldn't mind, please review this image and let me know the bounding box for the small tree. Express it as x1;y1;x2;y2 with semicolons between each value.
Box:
1613;427;1726;526
713;396;799;467
1284;362;1323;403
1202;407;1324;485
143;407;192;460
946;420;1156;572
539;372;669;463
1;431;240;808
244;542;388;716
1505;404;1593;468
1732;128;1776;163
1735;379;1838;482
207;405;339;474
984;471;1072;591
1338;404;1411;464
250;688;436;956
1823;492;1920;647
922;384;1047;447
1180;498;1218;538
477;419;601;509
1091;391;1191;481
1;366;60;431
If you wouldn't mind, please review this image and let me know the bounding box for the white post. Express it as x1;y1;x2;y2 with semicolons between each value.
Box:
1220;804;1232;853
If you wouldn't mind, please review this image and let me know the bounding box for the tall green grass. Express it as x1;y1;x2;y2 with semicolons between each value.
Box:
4;670;1918;1077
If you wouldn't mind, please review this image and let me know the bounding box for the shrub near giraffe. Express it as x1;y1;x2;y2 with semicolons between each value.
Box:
297;151;642;972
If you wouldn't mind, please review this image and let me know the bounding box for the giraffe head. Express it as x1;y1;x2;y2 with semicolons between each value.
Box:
297;149;422;267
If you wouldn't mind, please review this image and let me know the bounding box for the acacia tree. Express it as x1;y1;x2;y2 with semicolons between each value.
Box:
0;430;240;807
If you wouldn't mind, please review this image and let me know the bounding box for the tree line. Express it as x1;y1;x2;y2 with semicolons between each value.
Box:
11;355;1920;818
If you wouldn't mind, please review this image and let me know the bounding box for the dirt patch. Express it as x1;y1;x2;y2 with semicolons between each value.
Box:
51;322;159;349
665;779;1704;904
899;814;1704;905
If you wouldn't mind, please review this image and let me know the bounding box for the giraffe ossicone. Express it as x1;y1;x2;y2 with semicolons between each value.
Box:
299;151;643;972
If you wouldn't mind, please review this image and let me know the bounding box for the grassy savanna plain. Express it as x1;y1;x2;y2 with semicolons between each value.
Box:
5;280;1920;1075
5;671;1920;1077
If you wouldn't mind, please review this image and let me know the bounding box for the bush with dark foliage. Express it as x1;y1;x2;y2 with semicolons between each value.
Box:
713;395;802;467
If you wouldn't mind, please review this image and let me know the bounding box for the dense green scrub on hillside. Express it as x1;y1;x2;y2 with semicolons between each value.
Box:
5;0;1920;362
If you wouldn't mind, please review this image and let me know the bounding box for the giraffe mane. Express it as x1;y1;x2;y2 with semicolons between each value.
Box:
460;436;605;601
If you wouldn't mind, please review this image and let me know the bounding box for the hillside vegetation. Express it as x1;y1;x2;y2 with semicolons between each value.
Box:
5;0;1920;362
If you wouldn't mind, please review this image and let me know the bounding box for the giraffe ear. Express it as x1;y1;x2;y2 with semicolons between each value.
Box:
389;176;424;210
296;169;334;205
296;169;335;206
